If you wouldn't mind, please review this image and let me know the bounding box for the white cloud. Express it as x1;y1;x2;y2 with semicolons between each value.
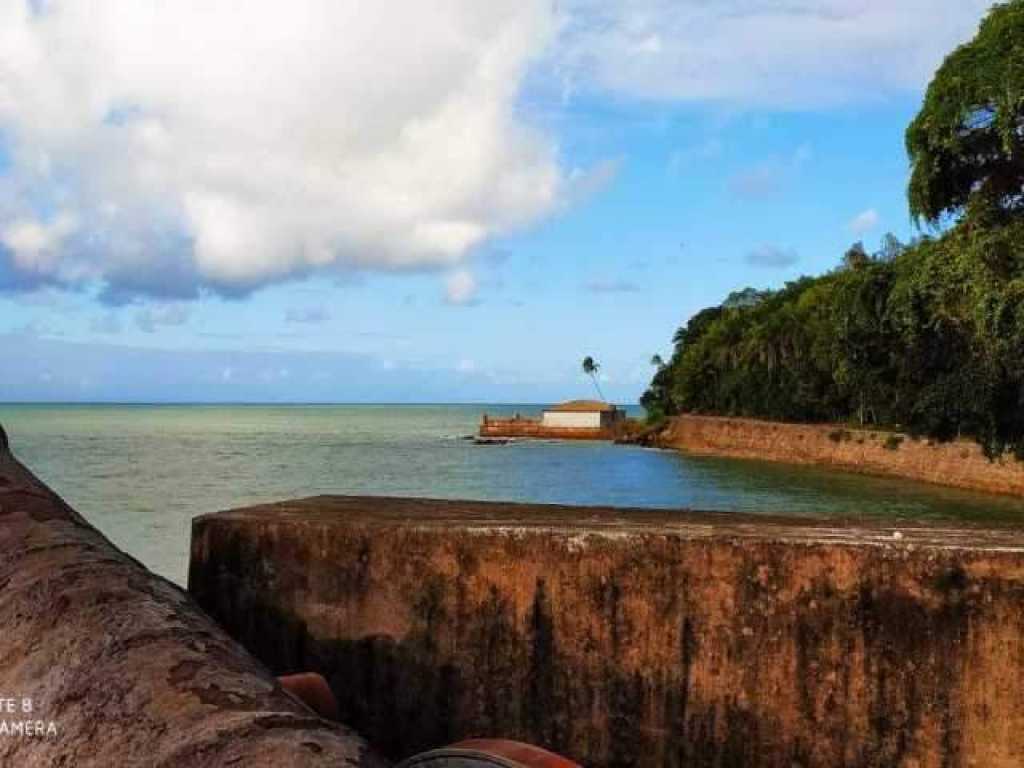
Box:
746;245;799;268
0;0;564;298
0;1;995;302
566;156;624;205
554;1;993;107
729;144;813;200
90;312;122;335
135;303;190;333
849;208;880;235
444;269;479;306
1;212;78;274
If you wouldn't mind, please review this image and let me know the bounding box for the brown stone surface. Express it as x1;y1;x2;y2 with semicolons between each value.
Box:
479;418;616;441
656;414;1024;495
0;425;387;768
190;494;1024;767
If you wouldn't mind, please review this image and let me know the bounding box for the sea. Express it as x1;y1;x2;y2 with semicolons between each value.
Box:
4;403;1024;586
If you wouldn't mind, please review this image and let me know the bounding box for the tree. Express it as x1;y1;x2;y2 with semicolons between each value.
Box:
581;356;605;400
842;241;871;270
650;354;665;368
875;233;905;262
722;287;769;309
641;361;676;423
906;1;1024;226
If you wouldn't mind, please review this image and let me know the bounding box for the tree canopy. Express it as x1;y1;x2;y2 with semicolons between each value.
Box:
582;356;605;400
907;1;1024;225
641;222;1024;456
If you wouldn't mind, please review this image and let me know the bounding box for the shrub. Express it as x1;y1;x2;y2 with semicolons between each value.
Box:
883;435;904;451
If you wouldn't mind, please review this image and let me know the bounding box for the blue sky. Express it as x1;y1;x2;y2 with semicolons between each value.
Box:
0;1;995;403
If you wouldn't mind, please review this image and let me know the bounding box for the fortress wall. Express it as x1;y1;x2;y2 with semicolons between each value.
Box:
190;494;1024;767
658;414;1024;495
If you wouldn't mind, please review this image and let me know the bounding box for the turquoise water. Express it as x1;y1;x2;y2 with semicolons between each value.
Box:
3;403;1024;585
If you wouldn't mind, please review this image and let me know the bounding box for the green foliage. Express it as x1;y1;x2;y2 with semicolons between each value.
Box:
640;224;1024;457
644;3;1024;457
883;435;905;451
907;2;1024;225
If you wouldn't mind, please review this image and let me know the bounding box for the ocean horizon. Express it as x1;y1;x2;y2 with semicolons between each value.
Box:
5;403;1024;587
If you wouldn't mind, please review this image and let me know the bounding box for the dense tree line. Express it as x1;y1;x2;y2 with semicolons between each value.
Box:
642;1;1024;457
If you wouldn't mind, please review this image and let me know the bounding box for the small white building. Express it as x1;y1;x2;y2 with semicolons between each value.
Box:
541;400;623;430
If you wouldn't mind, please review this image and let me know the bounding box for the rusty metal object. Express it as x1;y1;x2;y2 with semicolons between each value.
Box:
0;425;387;767
398;739;580;767
278;672;341;722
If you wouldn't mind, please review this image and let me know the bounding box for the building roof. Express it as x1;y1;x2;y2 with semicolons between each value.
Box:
543;399;617;413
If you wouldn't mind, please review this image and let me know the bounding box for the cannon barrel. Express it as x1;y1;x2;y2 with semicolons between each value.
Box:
0;425;387;767
397;740;581;767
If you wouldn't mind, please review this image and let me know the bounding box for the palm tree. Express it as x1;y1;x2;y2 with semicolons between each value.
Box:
650;354;665;368
582;356;605;400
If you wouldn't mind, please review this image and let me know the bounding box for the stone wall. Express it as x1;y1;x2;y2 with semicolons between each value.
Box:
0;425;385;768
658;414;1024;495
189;495;1024;768
479;417;614;440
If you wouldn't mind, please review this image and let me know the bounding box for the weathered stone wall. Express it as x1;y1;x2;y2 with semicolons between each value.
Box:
658;414;1024;495
479;417;615;440
0;426;386;768
190;495;1024;768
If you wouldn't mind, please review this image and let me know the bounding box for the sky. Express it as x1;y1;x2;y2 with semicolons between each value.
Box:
0;0;998;403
